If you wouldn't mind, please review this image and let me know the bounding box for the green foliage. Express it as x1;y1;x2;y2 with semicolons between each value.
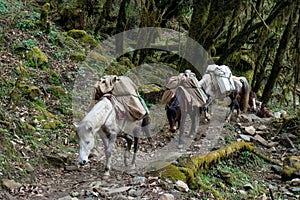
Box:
0;0;9;14
13;39;37;52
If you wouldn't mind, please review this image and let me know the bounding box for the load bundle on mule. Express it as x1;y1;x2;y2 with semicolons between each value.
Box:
202;64;236;96
161;70;208;108
89;75;149;120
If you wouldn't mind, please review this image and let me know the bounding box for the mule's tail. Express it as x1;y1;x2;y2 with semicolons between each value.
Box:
240;77;250;112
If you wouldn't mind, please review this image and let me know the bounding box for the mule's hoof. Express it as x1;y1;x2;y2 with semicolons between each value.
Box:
170;126;177;132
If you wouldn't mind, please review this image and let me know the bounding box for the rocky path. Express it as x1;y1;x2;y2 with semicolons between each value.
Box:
2;104;229;200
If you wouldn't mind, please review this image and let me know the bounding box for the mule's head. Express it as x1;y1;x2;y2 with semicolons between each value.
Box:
76;122;95;165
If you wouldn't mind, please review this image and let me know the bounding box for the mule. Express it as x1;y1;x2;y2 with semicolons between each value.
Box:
198;64;250;122
163;87;200;148
76;95;148;176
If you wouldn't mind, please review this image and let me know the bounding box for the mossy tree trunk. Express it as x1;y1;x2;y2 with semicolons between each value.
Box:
294;7;300;110
94;0;114;35
217;1;290;65
261;3;297;103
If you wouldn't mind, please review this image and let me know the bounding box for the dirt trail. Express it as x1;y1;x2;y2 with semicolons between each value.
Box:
10;104;230;200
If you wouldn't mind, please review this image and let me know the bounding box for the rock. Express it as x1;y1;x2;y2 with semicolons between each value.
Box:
239;134;253;142
253;134;269;146
267;141;279;148
238;189;247;195
291;178;300;186
65;165;80;171
271;165;283;173
243;183;254;190
28;46;48;68
27;86;43;100
244;126;256;135
2;179;22;191
57;195;78;200
219;169;234;186
70;191;80;197
128;189;143;197
24;162;34;173
175;180;189;192
132;176;147;185
257;125;268;131
112;195;128;200
282;156;300;180
108;186;131;194
290;187;300;192
159;193;175;200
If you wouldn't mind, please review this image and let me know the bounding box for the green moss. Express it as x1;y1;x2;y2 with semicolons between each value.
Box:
161;164;187;182
282;156;300;180
68;29;87;39
48;86;66;97
70;53;86;61
28;47;48;68
80;34;97;48
27;86;42;100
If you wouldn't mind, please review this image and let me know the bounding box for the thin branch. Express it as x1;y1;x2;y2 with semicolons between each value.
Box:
250;2;280;37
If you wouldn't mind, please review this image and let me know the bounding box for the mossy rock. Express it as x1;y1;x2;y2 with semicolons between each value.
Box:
67;29;97;48
139;84;164;104
27;86;43;100
47;86;66;98
68;29;87;39
160;164;187;183
282;156;300;180
80;34;97;48
25;124;36;135
28;47;48;68
35;105;62;129
70;53;86;61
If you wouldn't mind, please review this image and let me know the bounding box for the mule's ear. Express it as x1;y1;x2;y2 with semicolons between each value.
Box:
112;76;118;83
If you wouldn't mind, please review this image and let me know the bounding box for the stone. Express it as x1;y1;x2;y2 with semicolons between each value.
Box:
253;134;269;146
132;176;147;185
243;183;254;190
108;186;131;194
238;190;247;195
2;179;22;191
57;196;78;200
291;178;300;186
257;125;268;131
28;47;48;68
239;134;253;142
175;180;189;192
159;193;175;200
24;162;34;173
244;126;256;135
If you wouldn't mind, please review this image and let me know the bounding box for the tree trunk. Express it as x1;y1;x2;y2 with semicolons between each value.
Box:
94;0;114;35
217;1;290;64
294;7;300;110
261;5;296;103
115;0;131;56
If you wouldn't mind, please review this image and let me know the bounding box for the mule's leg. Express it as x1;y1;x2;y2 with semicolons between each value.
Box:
123;134;133;167
178;113;187;148
104;133;117;176
225;106;234;123
189;106;199;138
131;136;139;167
